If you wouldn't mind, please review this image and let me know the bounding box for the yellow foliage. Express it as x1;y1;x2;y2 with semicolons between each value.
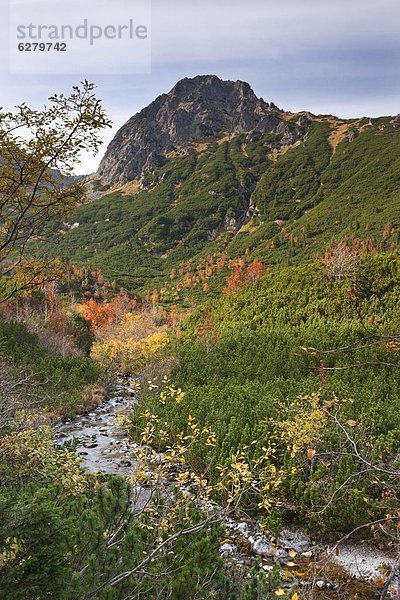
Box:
121;313;141;325
0;537;24;567
91;311;170;370
0;428;86;494
122;380;286;531
276;392;337;456
92;331;170;370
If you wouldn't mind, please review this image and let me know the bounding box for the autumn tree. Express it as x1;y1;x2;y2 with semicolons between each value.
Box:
0;81;111;302
223;266;246;295
81;298;115;332
320;239;367;282
245;259;265;282
223;259;265;295
196;307;219;350
150;288;160;306
166;305;180;327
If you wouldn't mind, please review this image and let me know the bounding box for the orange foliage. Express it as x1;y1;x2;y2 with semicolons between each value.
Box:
196;308;219;347
81;299;114;332
223;267;246;295
223;259;265;295
167;251;266;296
166;305;181;328
151;289;160;306
245;260;265;282
169;251;230;293
81;291;136;332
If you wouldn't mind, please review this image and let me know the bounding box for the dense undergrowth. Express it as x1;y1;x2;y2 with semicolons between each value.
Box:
1;292;277;599
2;72;400;597
1;252;399;597
0;319;102;419
131;253;400;539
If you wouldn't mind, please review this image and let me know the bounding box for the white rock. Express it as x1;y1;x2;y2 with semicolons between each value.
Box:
220;543;237;556
236;522;250;535
252;539;276;557
279;528;310;553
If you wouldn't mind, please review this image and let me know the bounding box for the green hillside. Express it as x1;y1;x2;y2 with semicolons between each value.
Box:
132;253;400;537
37;117;400;292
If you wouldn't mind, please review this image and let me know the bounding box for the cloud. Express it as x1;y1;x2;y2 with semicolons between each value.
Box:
151;0;400;63
1;0;400;172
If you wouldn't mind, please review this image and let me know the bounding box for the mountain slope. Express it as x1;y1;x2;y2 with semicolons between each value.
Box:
37;77;400;293
97;75;302;184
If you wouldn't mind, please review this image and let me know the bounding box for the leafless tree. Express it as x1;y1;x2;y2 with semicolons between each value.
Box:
321;240;362;282
0;360;37;431
311;413;400;599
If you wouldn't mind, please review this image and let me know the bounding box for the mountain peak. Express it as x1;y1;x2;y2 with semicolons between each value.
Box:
169;74;252;97
98;75;298;184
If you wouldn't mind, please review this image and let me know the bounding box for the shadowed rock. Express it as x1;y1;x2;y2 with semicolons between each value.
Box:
98;75;300;184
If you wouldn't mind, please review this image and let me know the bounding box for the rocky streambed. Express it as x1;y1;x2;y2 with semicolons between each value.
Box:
55;376;138;475
54;375;397;598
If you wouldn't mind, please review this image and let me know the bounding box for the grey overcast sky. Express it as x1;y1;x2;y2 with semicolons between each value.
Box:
1;0;400;173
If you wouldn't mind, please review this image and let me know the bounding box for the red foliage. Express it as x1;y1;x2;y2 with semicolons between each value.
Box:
245;260;265;282
223;259;265;295
81;292;136;332
81;299;115;332
223;267;246;295
166;305;181;327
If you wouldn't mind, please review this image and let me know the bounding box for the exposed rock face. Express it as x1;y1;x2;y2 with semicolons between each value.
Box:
98;75;301;184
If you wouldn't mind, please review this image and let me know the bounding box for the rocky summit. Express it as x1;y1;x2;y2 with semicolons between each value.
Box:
97;74;303;184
